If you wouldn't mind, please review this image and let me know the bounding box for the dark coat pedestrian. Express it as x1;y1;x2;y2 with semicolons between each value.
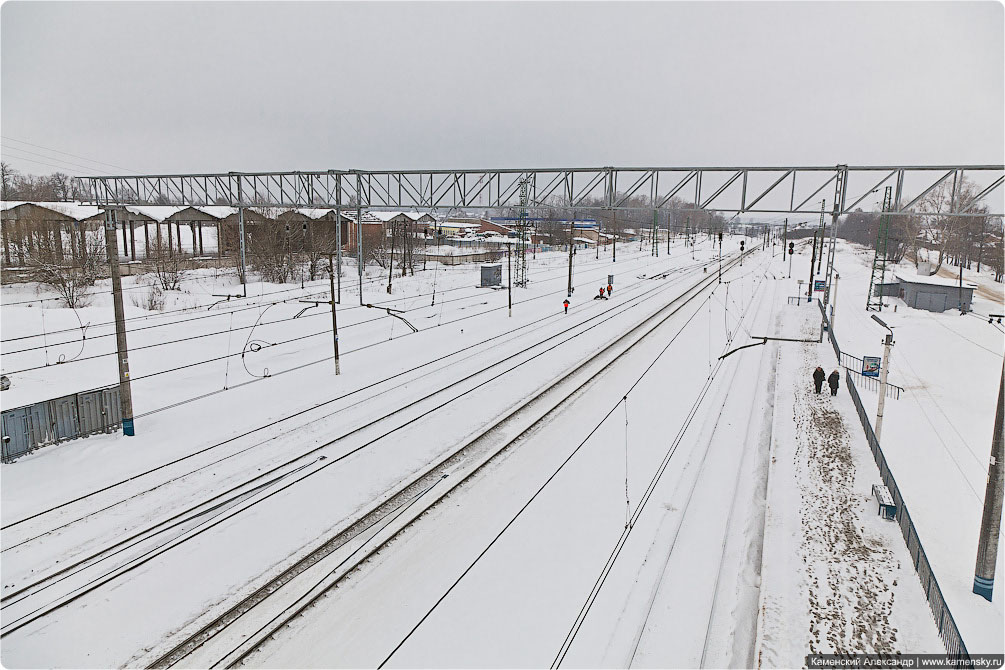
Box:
828;370;840;396
813;366;826;394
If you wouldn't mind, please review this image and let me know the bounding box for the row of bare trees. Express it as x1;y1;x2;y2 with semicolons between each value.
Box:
1;163;82;202
837;177;1004;282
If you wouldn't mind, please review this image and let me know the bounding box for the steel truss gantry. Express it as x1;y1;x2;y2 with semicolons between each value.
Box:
77;165;1004;218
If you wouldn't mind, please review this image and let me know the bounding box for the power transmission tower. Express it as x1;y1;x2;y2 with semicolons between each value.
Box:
816;199;826;274
866;187;894;311
515;177;530;287
824;165;847;306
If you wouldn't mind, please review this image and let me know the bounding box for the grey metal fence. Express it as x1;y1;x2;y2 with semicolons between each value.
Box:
818;300;969;659
1;385;121;463
844;367;903;399
838;350;903;399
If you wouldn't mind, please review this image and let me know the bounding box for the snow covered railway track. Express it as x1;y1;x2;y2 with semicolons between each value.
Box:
0;256;721;646
2;247;688;548
617;267;777;668
147;253;752;670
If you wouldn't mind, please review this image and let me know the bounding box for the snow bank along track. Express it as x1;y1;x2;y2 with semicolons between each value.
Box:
0;248;747;666
143;249;756;669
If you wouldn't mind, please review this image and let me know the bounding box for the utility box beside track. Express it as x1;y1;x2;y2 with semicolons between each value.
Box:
480;264;502;288
1;385;121;463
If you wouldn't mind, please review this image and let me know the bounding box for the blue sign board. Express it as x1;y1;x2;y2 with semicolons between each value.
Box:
813;280;826;292
862;356;881;378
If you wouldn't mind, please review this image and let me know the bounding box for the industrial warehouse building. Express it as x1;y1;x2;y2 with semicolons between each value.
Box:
873;272;977;313
1;202;440;269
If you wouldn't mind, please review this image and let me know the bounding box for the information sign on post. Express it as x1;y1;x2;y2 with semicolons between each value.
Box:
862;356;882;378
814;280;826;292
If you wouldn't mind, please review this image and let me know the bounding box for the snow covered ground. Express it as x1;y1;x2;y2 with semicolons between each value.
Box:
822;240;1005;654
0;236;1001;667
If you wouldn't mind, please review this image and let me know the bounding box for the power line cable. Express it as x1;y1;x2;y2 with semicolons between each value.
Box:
1;145;117;175
377;261;760;668
1;135;140;174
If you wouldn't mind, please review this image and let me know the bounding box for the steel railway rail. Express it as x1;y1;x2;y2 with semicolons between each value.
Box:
4;243;683;349
2;251;708;557
0;253;728;643
144;248;758;669
2;246;686;535
618;267;774;668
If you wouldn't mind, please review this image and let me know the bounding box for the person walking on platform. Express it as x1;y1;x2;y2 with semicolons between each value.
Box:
813;366;826;394
828;369;840;396
563;298;570;314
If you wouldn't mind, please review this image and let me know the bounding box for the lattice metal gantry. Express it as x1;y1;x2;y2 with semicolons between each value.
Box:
75;165;1004;218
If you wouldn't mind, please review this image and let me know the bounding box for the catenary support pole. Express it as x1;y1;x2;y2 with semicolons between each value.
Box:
103;208;135;436
817;199;825;274
237;206;248;297
653;209;658;257
875;331;894;442
328;254;341;375
718;231;723;283
612;210;617;263
507;242;512;317
831;273;840;326
335;183;342;303
974;363;1004;601
357;205;363;306
808;232;817;303
387;221;395;294
567;213;575;297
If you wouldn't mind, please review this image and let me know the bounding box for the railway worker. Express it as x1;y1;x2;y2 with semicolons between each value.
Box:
828;369;841;396
563;298;570;314
595;287;607;300
607;283;613;297
812;366;826;394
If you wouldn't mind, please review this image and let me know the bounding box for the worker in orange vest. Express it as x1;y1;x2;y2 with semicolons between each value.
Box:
607;283;613;297
563;298;570;314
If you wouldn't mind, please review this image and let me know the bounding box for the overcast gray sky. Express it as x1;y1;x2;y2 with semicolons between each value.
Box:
1;1;1002;176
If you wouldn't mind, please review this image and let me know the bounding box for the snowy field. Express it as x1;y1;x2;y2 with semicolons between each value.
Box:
0;236;1001;667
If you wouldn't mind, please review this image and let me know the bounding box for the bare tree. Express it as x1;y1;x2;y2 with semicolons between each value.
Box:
303;225;337;281
148;239;184;290
918;176;983;273
361;224;388;269
27;236;103;308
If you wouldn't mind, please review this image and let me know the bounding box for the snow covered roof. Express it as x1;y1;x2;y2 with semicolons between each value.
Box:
366;211;435;223
438;221;481;229
1;201;102;220
193;206;237;220
124;205;185;221
895;272;978;289
296;208;339;219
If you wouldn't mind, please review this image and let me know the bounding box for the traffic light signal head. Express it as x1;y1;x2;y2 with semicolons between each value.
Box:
788;242;794;255
718;232;723;242
740;240;745;249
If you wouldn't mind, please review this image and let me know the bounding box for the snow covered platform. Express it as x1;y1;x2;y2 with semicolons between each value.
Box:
758;300;944;663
